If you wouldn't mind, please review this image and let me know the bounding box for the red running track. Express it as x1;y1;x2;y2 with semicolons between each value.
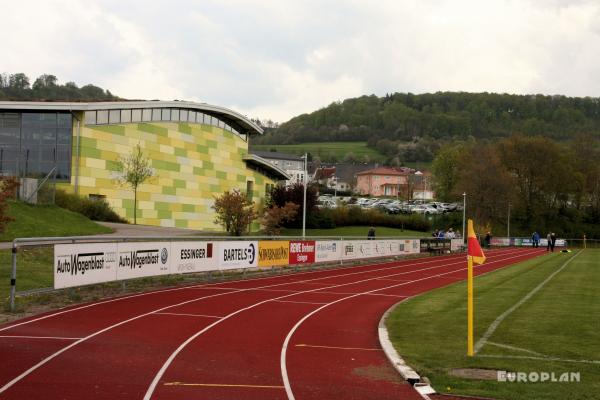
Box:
0;247;545;400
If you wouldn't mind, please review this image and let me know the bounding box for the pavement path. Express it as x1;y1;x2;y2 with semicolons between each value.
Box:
0;222;211;249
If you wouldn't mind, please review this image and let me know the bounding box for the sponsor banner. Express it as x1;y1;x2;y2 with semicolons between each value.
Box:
258;240;290;268
315;240;341;262
218;241;258;270
171;241;217;273
116;242;171;280
289;240;316;264
372;240;393;257
490;238;510;247
342;240;373;260
54;243;118;289
405;239;421;255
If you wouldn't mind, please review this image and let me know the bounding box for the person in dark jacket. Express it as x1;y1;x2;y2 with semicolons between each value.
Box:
367;227;376;240
484;232;492;248
550;232;556;252
546;233;552;251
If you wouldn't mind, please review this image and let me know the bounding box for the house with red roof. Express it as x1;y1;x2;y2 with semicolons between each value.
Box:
355;167;409;197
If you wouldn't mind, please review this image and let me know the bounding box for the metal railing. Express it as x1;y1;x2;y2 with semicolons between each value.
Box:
7;234;427;312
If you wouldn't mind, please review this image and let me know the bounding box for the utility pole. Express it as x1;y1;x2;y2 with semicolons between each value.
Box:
462;193;466;245
302;153;307;239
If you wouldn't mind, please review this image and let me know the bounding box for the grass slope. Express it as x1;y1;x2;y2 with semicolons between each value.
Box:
0;201;113;241
386;250;600;400
251;141;386;162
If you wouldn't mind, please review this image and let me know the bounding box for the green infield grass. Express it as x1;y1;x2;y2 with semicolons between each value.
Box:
386;250;599;400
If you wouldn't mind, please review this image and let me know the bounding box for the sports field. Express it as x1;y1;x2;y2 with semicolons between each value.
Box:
387;249;599;400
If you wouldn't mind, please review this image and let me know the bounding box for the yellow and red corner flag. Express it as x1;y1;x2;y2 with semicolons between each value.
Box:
467;219;485;357
467;219;486;265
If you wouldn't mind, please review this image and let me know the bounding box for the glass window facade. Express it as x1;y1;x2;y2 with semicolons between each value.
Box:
0;112;72;180
78;107;249;141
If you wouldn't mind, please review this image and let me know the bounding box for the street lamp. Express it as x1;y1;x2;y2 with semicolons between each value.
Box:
507;202;511;240
302;153;307;239
462;192;466;245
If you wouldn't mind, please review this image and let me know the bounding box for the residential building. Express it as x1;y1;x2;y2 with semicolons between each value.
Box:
355;167;409;197
249;150;305;186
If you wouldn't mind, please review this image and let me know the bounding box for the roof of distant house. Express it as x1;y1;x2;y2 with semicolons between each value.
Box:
250;150;304;161
313;167;336;180
356;167;409;176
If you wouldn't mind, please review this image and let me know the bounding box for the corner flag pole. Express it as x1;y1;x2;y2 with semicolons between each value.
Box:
466;219;485;357
467;254;474;356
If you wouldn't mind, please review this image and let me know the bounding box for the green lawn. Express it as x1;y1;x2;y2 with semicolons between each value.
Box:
251;141;386;162
386;250;600;400
0;201;113;241
281;225;427;238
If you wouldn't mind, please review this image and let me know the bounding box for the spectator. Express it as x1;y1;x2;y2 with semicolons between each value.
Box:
550;232;556;252
484;231;492;248
367;227;376;240
532;231;540;248
446;228;455;239
437;229;445;239
546;232;552;252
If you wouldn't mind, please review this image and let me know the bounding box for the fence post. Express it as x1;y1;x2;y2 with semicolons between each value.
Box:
9;242;18;312
583;234;586;249
340;237;344;266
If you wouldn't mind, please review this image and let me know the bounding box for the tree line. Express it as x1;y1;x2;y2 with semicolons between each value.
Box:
0;72;120;101
255;91;600;147
432;134;600;239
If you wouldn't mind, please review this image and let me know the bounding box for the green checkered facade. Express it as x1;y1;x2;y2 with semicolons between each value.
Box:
60;116;271;231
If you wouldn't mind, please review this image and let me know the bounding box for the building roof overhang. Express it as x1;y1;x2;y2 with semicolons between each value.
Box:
243;154;291;181
0;100;263;136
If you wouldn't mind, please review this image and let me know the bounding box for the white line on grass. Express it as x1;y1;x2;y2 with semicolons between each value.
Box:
486;341;544;356
478;354;600;365
474;251;582;354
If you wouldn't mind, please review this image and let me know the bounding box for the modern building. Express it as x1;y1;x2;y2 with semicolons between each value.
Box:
355;167;409;197
0;101;289;231
249;150;305;186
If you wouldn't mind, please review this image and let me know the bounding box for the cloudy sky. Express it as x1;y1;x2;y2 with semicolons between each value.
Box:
1;0;599;122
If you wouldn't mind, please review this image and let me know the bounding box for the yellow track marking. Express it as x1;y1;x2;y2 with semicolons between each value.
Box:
164;382;284;389
295;344;380;351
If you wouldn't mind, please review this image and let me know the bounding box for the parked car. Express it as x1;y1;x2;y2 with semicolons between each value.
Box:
411;205;440;215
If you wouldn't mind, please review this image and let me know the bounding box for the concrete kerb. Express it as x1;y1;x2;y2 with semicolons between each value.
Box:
378;299;436;399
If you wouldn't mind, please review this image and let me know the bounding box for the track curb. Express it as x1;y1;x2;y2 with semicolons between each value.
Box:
378;299;436;399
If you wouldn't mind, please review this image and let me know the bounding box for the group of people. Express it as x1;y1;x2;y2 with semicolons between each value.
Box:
432;228;460;239
531;231;557;251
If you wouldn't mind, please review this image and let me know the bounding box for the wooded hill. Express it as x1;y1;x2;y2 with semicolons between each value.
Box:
255;92;600;145
0;73;120;102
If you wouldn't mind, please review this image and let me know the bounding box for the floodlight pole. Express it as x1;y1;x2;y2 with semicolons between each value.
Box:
462;192;466;245
507;202;511;240
302;153;307;239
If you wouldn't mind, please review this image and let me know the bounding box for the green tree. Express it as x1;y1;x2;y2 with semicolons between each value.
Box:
212;189;257;236
431;143;469;201
115;144;154;224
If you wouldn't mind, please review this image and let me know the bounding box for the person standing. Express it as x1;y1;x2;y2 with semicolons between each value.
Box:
484;231;492;248
546;232;552;251
550;232;556;252
532;231;540;248
367;227;376;240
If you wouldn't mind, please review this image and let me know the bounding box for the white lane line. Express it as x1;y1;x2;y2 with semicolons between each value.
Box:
478;354;600;365
474;251;582;354
280;249;542;400
153;312;223;319
144;249;537;400
0;247;510;334
272;300;328;305
0;335;82;340
0;249;498;393
486;341;544;356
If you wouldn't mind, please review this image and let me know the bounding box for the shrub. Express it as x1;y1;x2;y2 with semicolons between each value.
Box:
55;190;127;223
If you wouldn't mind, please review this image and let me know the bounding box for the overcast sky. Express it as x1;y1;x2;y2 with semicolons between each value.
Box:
1;0;599;122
